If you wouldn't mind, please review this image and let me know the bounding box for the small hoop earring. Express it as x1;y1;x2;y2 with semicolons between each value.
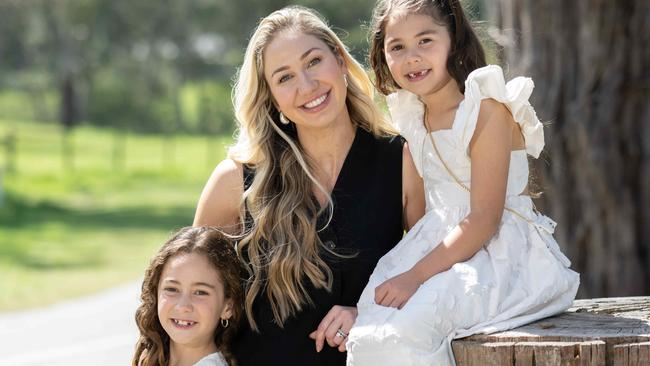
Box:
221;318;229;328
279;112;291;125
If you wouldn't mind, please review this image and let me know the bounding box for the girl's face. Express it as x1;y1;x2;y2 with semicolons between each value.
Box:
157;252;232;349
263;30;349;132
383;13;453;97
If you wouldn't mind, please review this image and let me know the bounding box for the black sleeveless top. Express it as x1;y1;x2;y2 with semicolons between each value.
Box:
233;128;404;366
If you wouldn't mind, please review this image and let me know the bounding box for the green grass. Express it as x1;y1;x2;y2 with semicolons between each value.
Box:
0;119;233;311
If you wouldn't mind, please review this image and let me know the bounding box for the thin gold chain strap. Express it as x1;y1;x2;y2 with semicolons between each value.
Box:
423;107;536;226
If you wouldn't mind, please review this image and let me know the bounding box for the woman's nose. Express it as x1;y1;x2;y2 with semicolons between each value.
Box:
297;71;318;95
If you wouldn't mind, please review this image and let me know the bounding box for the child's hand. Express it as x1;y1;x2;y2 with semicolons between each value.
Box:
374;270;422;309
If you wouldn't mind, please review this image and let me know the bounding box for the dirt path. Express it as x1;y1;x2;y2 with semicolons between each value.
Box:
0;281;141;366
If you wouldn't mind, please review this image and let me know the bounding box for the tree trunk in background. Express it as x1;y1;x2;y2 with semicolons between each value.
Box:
61;75;78;129
486;0;650;298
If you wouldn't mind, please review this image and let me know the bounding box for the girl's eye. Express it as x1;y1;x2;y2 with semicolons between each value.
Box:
278;74;292;84
308;57;321;67
194;290;209;296
163;287;178;293
389;44;403;52
419;38;433;45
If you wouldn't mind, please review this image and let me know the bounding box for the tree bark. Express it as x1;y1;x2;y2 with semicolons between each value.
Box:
486;0;650;297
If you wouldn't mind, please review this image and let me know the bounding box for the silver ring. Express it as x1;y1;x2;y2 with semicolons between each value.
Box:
335;328;348;338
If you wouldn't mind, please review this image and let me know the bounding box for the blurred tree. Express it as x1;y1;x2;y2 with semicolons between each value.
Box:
0;0;379;134
487;0;650;297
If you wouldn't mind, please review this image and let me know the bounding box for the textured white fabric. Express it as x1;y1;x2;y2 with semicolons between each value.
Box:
193;351;228;366
347;65;579;366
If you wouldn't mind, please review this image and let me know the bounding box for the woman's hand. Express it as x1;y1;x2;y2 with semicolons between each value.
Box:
374;269;422;309
309;305;357;352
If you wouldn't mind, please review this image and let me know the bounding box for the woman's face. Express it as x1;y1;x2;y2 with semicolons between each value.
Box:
383;13;453;97
263;30;349;132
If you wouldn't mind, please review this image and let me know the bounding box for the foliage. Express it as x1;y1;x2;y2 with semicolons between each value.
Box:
0;0;386;133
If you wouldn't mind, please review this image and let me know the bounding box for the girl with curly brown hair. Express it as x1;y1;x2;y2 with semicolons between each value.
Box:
132;227;243;366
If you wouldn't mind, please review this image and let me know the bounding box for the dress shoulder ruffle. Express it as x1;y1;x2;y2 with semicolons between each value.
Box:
459;64;545;158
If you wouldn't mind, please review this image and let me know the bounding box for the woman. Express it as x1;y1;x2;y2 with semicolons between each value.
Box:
193;6;424;366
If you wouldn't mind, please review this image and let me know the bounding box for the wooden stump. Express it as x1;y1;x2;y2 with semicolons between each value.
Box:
452;297;650;365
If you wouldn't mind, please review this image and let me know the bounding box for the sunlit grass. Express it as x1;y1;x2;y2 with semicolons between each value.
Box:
0;119;232;311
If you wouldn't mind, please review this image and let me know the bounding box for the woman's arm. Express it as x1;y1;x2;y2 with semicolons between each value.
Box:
193;158;244;235
375;99;514;308
402;142;426;230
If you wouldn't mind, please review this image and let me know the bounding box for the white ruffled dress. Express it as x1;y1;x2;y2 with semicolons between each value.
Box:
346;65;580;366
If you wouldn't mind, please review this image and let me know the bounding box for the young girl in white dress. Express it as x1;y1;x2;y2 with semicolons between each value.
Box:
133;227;243;366
346;1;580;365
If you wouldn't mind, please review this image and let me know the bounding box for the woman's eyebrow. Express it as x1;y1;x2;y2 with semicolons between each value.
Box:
271;47;323;77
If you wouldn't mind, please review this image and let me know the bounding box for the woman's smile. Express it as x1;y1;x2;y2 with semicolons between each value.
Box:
300;90;331;112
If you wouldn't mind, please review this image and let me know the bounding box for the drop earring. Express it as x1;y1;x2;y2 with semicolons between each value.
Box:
279;112;291;125
343;74;349;88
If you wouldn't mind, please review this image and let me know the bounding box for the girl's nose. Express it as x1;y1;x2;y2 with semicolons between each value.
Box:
176;294;193;311
406;49;422;64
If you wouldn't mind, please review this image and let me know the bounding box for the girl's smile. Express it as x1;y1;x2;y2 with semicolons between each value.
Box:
171;318;198;328
405;68;431;82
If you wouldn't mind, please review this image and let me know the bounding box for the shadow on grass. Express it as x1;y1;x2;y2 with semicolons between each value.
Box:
1;193;194;232
0;192;194;270
0;248;104;270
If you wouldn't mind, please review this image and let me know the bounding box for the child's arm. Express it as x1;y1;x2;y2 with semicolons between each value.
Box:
375;99;515;309
193;158;244;235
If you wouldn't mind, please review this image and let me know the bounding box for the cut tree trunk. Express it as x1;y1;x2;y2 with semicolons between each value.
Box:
486;0;650;298
452;297;650;365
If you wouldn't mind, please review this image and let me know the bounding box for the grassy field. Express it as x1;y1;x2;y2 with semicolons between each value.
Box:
0;119;232;311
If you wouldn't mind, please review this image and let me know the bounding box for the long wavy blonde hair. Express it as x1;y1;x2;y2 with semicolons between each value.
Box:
229;5;395;330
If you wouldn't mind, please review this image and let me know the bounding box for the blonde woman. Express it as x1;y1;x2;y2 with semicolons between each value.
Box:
193;6;424;366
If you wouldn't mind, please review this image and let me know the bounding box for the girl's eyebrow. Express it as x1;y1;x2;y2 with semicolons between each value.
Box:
385;29;439;46
163;279;216;289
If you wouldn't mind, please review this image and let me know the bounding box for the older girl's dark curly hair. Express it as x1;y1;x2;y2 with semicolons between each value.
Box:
132;226;243;366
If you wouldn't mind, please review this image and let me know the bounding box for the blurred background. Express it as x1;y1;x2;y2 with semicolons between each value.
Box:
0;0;647;315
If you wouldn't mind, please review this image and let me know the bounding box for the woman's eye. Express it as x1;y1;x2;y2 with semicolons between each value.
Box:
279;74;292;83
194;290;209;296
163;287;178;293
419;38;433;45
389;44;403;52
308;57;321;67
